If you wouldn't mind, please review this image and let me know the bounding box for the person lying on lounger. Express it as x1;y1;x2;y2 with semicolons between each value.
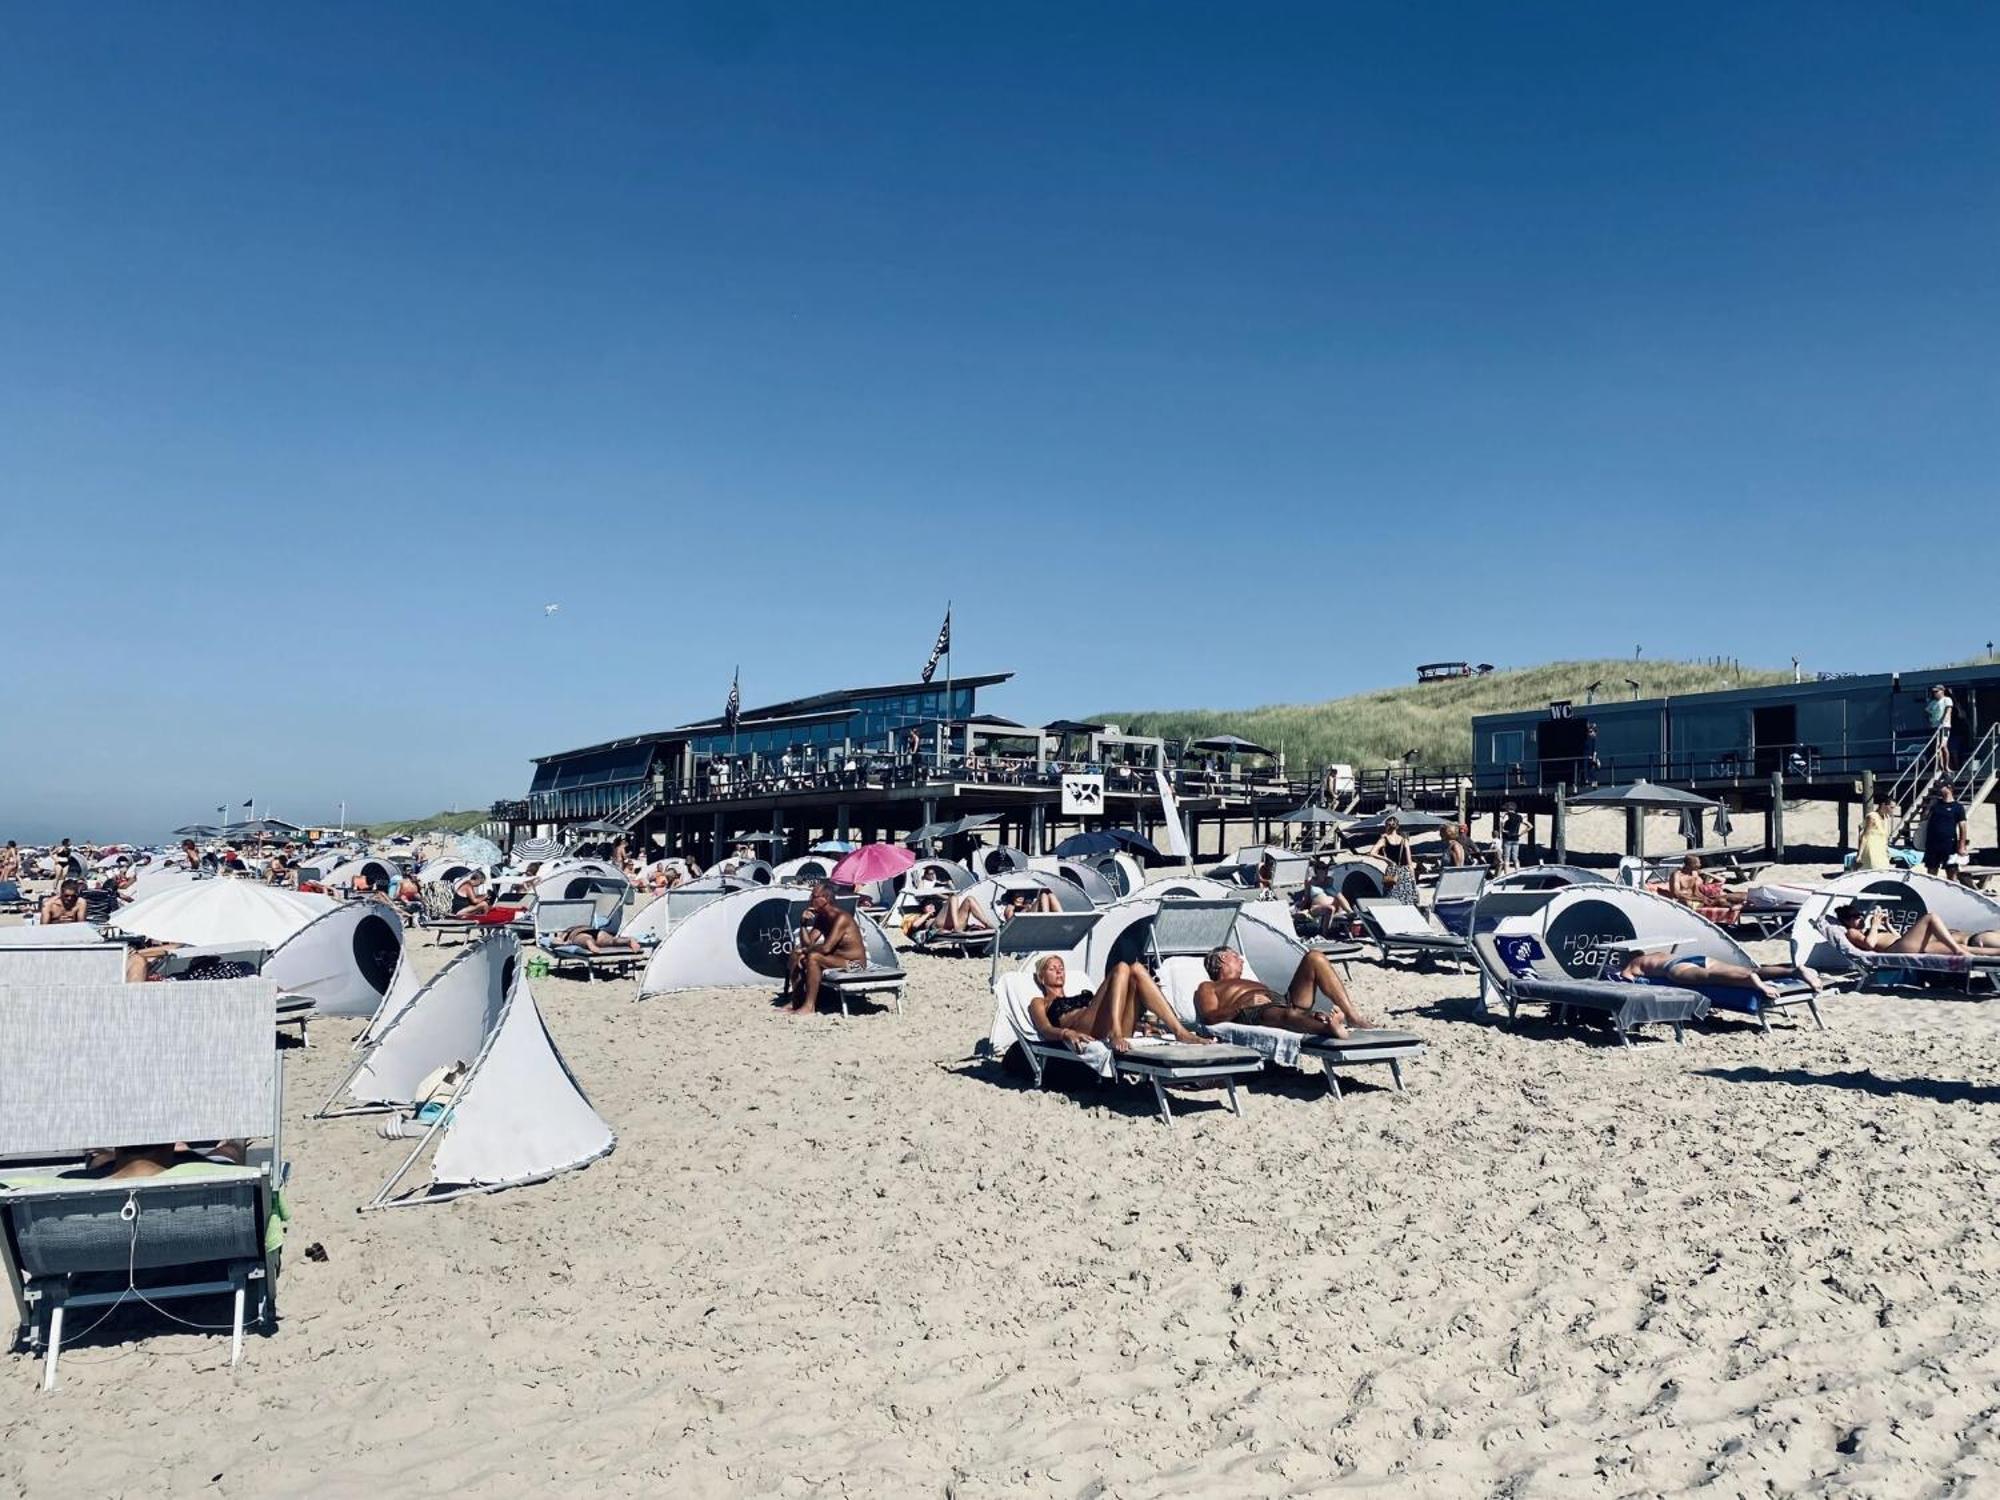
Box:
782;882;866;1015
1668;856;1749;918
1613;947;1822;998
554;924;643;955
1193;946;1379;1038
1001;888;1059;919
1832;903;1993;956
1028;955;1211;1051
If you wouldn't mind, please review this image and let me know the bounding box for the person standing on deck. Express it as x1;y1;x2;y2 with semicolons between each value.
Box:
1928;685;1956;776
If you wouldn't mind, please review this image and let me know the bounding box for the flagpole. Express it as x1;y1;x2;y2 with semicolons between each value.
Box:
943;601;953;767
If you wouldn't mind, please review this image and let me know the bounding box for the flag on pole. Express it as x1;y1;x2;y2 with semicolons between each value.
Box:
723;668;740;733
242;798;253;809
920;609;951;684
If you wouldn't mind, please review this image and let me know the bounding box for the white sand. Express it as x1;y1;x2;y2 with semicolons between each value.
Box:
4;844;2000;1496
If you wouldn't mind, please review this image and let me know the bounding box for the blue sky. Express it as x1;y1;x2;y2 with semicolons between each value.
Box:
3;2;1994;840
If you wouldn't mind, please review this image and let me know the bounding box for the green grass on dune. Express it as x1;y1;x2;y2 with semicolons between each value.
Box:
1100;659;1793;771
353;809;494;838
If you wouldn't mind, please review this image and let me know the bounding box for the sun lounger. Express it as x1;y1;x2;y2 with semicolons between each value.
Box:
1815;916;2000;996
1152;955;1425;1099
1358;898;1473;970
534;899;643;981
1470;932;1708;1046
0;882;30;914
989;913;1263;1125
818;911;908;1015
993;972;1261;1124
0;977;287;1389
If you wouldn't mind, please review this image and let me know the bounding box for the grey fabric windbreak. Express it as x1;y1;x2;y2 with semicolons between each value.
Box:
0;978;276;1155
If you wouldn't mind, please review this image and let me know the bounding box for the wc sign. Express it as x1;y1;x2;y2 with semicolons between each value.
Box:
1061;773;1105;816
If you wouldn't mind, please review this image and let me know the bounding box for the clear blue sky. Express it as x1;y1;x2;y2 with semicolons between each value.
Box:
3;2;1994;841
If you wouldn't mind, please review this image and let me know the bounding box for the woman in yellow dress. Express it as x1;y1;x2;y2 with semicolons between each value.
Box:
1854;795;1895;870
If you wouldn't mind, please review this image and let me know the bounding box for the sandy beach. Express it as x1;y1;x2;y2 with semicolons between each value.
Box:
4;818;1998;1498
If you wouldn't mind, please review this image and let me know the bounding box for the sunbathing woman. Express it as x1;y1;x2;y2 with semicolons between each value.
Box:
1028;955;1210;1051
1001;888;1060;919
451;873;492;920
1615;948;1823;997
1834;904;1982;956
555;924;643;955
937;891;998;932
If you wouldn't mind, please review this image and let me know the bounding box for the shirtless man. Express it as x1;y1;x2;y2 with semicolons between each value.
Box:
1193;946;1378;1038
1668;855;1747;919
1615;947;1822;999
783;883;866;1015
39;879;88;925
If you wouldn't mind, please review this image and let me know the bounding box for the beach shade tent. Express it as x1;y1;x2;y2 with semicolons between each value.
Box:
718;858;775;886
1088;852;1149;899
532;868;632;931
636;891;905;1008
265;898;411;1021
107;880;333;949
1137;872;1246;903
903;857;976;894
1487;865;1611;895
771;855;839;884
320;936;517;1113
968;845;1032;878
416;858;476;887
510;836;566;863
1032;857;1119;907
344;940;612;1208
1317;858;1390;906
318;857;398;893
830;843;917;887
1479;880;1826;1033
1052;829;1161;860
1788;871;2000;983
964;870;1096;923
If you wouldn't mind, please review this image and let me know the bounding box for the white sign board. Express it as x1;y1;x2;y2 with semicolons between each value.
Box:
1060;773;1105;817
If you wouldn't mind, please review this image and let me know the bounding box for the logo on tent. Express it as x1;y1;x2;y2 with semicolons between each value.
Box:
1545;899;1637;978
734;896;806;979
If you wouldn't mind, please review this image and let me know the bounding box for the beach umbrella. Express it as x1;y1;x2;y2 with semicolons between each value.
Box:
945;813;1002;837
172;824;218;837
1052;828;1161;858
809;839;857;855
1279;805;1347;825
725;832;778;844
903;821;954;847
1344;806;1449;835
1567;779;1719;811
1188;733;1275;757
512;836;566;862
829;843;916;886
567;821;625;837
449;834;505;866
108;879;333;947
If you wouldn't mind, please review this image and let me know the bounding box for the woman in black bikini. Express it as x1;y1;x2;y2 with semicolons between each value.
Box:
1027;955;1210;1051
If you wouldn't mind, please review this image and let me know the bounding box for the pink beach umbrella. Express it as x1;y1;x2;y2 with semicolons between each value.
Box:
828;843;916;887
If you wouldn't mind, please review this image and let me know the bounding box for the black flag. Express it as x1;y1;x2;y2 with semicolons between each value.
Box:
724;669;740;733
921;609;951;684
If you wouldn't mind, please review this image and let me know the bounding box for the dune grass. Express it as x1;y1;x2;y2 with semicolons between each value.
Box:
1100;659;1793;770
354;809;494;838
